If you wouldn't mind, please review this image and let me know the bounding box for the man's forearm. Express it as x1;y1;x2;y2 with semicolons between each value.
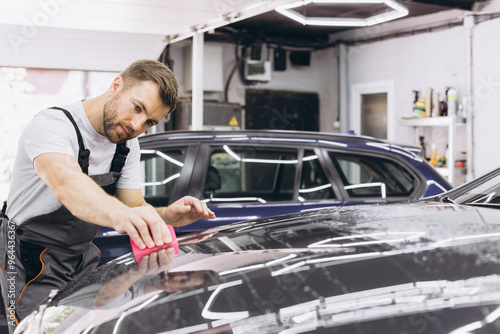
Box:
35;152;175;248
154;206;168;221
52;167;128;228
152;196;215;227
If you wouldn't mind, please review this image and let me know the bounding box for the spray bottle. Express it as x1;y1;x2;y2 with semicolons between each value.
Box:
447;88;458;117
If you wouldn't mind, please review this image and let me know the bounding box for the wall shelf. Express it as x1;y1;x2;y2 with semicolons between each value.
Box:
399;116;466;185
399;116;466;127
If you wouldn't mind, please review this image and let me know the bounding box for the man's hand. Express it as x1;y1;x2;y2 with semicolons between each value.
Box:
163;196;216;227
111;205;173;250
116;190;215;249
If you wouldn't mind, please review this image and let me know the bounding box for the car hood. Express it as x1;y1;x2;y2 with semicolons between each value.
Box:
17;202;500;333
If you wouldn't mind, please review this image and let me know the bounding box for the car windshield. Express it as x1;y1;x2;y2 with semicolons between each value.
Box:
453;173;500;209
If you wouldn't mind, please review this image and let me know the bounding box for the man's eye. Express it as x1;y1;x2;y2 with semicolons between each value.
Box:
134;104;141;112
146;120;154;127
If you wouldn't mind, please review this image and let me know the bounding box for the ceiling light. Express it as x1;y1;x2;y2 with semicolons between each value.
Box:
275;0;409;27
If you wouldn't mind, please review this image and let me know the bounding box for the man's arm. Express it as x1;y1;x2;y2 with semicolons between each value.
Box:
116;189;216;227
34;152;170;249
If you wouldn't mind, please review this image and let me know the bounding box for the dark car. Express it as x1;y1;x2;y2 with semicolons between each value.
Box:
15;168;500;334
94;130;451;264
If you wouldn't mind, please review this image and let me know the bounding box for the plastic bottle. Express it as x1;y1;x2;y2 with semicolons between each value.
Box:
432;91;440;117
417;136;427;160
430;143;438;167
444;145;449;168
447;88;458;116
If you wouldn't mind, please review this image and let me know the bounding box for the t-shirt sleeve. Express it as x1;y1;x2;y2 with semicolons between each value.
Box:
116;138;141;189
22;109;78;163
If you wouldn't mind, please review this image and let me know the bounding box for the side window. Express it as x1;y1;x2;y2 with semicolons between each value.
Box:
204;145;298;203
140;147;188;206
299;150;336;201
328;152;415;198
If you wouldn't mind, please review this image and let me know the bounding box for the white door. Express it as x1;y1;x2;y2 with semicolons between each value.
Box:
351;81;395;141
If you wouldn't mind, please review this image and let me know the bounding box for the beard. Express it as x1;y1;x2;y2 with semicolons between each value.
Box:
103;95;134;144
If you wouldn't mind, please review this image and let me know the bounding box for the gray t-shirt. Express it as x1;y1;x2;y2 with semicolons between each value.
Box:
6;101;140;224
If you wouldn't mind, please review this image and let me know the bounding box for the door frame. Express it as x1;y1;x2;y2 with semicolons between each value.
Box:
350;80;395;141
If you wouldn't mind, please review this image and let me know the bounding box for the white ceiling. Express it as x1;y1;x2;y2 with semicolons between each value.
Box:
0;0;285;71
1;0;489;72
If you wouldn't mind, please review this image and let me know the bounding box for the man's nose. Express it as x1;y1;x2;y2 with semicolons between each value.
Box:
130;114;146;131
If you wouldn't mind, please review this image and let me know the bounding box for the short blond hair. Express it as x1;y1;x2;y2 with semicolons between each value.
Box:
120;59;179;111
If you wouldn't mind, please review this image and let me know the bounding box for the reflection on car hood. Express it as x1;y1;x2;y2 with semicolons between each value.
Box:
17;202;500;333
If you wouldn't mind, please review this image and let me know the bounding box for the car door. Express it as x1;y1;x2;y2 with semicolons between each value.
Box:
323;149;425;203
181;142;343;232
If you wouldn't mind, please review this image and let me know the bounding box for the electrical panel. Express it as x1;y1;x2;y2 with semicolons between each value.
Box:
244;60;271;82
172;100;243;131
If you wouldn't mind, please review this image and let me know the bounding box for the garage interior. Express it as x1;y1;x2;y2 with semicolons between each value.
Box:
1;0;500;197
3;2;500;332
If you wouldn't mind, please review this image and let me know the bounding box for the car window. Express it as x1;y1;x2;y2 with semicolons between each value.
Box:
299;150;336;201
203;145;298;203
328;152;415;198
140;147;188;206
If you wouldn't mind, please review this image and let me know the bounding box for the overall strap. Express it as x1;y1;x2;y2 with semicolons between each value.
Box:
50;106;90;174
1;201;6;218
110;142;130;173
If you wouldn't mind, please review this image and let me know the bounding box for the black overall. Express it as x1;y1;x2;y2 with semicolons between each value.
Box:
0;107;129;325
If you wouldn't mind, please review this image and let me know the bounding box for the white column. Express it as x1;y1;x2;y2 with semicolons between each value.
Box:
464;15;475;181
448;116;456;185
191;32;204;131
338;43;349;133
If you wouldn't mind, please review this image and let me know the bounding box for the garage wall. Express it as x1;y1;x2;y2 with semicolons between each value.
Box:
347;26;467;141
347;15;500;180
169;43;339;133
471;17;500;177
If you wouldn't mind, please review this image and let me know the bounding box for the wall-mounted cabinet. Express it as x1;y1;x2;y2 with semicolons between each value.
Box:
399;116;466;185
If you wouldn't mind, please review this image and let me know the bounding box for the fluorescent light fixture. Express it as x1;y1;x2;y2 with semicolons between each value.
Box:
202;280;249;321
203;196;267;204
140;149;184;167
166;1;300;44
308;231;426;248
220;254;297;276
299;183;332;193
223;145;299;164
275;0;409;27
318;139;348;147
243;158;298;164
141;173;180;187
161;173;181;185
155;151;184;167
426;180;449;193
344;182;387;198
303;154;318;161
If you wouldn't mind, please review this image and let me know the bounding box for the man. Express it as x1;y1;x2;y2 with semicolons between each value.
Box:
0;59;215;327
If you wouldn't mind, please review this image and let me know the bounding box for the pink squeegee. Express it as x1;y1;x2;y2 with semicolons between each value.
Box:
130;225;179;264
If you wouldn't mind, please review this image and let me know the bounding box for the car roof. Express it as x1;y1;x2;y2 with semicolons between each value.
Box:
138;130;423;160
139;129;408;147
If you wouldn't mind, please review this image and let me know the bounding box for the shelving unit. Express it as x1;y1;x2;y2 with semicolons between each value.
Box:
399;115;466;185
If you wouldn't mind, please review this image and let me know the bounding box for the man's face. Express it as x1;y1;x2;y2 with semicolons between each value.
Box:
161;271;208;293
103;80;170;143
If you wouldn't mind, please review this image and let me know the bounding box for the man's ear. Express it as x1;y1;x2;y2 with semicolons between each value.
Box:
109;76;124;96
